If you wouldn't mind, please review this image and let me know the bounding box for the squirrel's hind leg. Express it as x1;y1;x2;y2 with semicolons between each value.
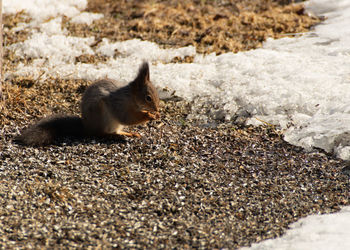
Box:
114;124;141;138
117;131;141;138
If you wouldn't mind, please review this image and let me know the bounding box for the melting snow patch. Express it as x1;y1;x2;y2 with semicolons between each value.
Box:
3;0;87;21
243;207;350;250
70;12;104;25
97;38;196;63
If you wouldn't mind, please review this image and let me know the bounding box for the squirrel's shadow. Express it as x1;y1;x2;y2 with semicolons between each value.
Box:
14;134;128;147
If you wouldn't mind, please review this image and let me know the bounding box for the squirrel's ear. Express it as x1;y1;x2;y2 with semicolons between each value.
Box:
135;62;150;84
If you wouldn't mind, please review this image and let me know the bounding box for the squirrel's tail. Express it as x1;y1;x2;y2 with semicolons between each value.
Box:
15;115;84;146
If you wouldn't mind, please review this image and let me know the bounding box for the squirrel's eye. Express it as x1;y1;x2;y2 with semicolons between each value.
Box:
146;95;152;102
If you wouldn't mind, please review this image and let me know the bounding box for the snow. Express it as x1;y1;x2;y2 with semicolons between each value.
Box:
11;31;94;64
3;0;350;248
3;0;102;25
242;206;350;250
3;0;86;21
71;12;104;25
96;38;196;62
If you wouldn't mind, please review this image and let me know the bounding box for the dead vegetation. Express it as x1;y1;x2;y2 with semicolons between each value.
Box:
80;0;321;54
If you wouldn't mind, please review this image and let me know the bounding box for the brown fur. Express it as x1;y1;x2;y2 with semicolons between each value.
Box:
16;62;160;146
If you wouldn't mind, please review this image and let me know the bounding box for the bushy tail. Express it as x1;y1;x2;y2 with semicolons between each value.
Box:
15;115;84;146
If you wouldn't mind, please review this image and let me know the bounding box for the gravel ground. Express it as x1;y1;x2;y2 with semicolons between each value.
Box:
1;0;349;249
1;100;349;248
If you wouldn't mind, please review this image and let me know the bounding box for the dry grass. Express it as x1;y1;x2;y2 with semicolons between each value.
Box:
65;0;322;54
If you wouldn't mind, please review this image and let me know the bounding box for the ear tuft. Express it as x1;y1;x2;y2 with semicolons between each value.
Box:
131;61;150;89
137;61;150;82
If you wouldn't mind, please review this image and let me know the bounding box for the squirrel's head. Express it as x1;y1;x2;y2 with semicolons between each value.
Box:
131;62;160;112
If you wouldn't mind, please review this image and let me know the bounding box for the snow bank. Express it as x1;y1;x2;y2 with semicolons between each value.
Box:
3;0;102;25
3;0;86;21
71;12;104;25
243;207;350;250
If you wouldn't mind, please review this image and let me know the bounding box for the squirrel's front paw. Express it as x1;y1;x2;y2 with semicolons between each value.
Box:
141;110;160;120
154;112;160;119
149;112;160;120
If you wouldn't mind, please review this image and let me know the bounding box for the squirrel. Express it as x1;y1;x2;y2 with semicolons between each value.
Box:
16;62;160;146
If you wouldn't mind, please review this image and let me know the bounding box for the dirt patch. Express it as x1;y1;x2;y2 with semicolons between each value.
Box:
3;12;32;45
78;0;321;54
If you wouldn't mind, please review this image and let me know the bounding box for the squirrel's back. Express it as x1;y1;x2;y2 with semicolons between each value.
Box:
81;79;127;109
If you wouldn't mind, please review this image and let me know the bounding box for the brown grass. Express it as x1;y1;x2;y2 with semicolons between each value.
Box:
78;0;321;54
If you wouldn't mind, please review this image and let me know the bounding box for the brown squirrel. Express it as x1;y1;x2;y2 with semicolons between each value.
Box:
16;62;160;146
